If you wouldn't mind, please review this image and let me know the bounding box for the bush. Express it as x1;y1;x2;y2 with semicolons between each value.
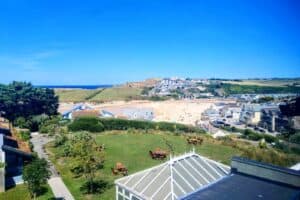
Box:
14;117;30;129
242;129;277;143
80;180;111;194
19;130;31;141
53;134;68;147
68;117;105;132
98;118;205;134
290;133;300;145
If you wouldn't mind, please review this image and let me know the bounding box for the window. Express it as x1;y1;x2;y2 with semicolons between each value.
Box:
118;194;124;200
118;187;123;193
131;196;141;200
125;190;130;197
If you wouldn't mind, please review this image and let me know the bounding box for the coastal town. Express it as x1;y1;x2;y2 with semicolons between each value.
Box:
1;0;300;199
1;78;300;200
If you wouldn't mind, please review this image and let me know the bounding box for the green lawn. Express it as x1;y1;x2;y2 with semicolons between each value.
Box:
47;131;241;200
0;184;54;200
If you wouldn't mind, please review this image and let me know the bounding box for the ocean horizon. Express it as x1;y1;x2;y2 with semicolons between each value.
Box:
35;85;113;89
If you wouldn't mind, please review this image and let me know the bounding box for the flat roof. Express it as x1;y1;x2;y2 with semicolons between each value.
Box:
181;173;300;200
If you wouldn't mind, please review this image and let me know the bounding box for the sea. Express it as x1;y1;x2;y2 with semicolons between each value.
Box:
35;85;113;89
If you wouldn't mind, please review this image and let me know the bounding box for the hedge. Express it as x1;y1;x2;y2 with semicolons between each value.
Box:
68;117;105;132
98;118;205;134
68;117;205;134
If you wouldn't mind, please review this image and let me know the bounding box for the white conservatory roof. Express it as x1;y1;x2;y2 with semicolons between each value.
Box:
115;151;230;200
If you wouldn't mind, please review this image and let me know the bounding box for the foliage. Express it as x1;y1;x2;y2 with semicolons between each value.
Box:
23;157;51;198
14;117;28;128
241;147;297;166
207;83;300;96
290;133;300;145
39;115;68;135
0;184;54;200
98;118;205;134
253;96;274;103
47;131;299;199
18;130;31;141
68;117;105;132
141;87;153;95
67;132;105;194
0;162;5;168
53;134;68;147
0;81;58;122
80;179;111;194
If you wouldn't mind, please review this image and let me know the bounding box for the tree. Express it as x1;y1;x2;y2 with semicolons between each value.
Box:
0;81;58;122
69;132;105;194
23;157;51;199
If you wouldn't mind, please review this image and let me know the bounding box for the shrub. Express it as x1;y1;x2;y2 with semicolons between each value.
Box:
29;141;34;152
54;134;68;147
80;180;111;194
98;118;205;134
14;117;29;129
19;130;31;141
290;133;300;145
68;117;105;132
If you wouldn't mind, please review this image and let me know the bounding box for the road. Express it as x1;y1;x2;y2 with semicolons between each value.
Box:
30;133;74;200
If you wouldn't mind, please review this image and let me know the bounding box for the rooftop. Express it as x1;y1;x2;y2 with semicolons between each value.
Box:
181;157;300;200
115;151;230;200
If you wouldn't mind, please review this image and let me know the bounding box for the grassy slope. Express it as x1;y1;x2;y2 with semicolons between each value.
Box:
90;87;143;102
47;131;241;200
55;87;143;102
0;184;54;200
222;79;300;87
211;83;300;95
55;89;99;102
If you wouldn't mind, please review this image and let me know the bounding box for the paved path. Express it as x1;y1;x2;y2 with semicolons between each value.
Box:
30;133;74;200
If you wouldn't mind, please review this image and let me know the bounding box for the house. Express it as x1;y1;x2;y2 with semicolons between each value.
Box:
100;110;115;118
62;104;93;119
122;108;154;121
72;110;100;119
239;104;262;125
115;151;230;200
259;107;289;132
0;132;32;192
201;107;221;121
181;157;300;200
220;106;241;123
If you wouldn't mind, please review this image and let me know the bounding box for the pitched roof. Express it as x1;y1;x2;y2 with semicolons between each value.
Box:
115;152;230;200
72;110;99;118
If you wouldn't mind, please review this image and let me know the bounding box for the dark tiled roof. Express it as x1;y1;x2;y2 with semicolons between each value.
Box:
181;173;300;200
2;145;32;159
181;156;300;200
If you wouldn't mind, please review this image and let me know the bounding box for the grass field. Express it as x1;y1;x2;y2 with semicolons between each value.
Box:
46;131;242;200
222;79;300;87
0;184;54;200
89;87;143;102
55;89;101;102
55;87;143;102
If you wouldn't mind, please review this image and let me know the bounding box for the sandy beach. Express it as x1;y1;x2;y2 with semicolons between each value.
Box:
59;99;235;125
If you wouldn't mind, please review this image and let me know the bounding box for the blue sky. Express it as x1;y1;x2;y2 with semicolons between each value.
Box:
0;0;299;84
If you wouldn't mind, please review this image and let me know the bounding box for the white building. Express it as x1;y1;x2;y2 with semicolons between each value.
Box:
115;152;230;200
